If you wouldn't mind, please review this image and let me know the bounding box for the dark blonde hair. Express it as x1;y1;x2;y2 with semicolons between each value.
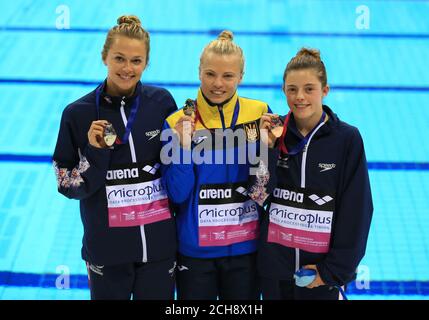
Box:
283;48;327;87
199;30;245;74
102;15;150;64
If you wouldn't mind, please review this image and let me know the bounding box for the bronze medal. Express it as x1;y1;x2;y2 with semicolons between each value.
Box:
270;116;283;138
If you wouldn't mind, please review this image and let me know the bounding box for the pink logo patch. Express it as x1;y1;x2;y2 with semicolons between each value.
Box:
108;198;171;227
268;223;330;253
199;221;259;246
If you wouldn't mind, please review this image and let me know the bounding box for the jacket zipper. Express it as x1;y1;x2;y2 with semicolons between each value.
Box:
218;105;226;130
119;97;148;263
295;121;326;271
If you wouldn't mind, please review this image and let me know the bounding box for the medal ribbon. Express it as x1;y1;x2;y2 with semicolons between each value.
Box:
95;82;141;145
194;99;240;132
278;111;326;156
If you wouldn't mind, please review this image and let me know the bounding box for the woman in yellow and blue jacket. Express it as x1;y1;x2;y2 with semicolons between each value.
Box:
161;30;271;300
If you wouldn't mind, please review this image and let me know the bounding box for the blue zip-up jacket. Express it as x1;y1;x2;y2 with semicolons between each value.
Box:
258;105;373;287
53;81;178;266
161;89;270;258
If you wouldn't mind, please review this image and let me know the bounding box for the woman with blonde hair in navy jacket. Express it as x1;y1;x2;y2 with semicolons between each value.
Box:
53;15;177;300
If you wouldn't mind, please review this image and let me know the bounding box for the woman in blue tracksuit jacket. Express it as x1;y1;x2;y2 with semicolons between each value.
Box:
161;31;270;300
53;15;177;300
256;48;373;300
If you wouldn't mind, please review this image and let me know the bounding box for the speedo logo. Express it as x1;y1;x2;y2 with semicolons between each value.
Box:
273;188;304;203
106;168;139;180
193;136;208;145
146;129;160;140
319;163;336;172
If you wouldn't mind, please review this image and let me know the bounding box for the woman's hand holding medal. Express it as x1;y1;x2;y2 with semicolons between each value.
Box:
260;113;283;148
88;120;117;149
174;99;196;150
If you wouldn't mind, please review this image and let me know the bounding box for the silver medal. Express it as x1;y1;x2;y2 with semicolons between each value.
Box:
103;123;117;147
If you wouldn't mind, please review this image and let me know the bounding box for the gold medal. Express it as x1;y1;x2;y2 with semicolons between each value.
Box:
103;123;117;147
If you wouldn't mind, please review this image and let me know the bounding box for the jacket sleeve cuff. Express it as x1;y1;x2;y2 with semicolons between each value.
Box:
317;262;340;287
84;143;111;172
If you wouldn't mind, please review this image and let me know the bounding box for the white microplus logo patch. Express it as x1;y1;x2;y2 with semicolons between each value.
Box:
318;163;336;172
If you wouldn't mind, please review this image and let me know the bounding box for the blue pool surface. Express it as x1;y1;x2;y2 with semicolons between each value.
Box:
0;0;428;300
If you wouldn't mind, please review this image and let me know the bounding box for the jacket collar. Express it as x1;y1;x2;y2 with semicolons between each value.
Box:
196;89;239;129
99;79;141;107
286;105;338;139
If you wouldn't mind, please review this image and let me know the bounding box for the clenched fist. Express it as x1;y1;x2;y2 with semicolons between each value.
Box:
88;120;109;148
259;113;283;148
174;116;195;150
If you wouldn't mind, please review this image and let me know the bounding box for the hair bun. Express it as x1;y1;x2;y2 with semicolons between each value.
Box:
296;48;321;61
218;30;234;41
117;15;141;27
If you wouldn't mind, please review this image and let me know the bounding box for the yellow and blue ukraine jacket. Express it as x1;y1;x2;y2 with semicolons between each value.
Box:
161;89;270;258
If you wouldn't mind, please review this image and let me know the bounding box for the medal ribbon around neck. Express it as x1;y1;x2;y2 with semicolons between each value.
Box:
95;82;141;145
193;99;240;132
278;111;326;156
